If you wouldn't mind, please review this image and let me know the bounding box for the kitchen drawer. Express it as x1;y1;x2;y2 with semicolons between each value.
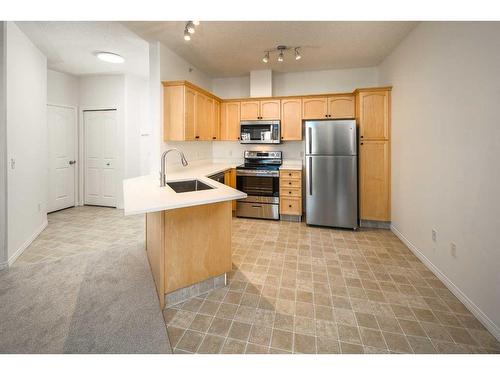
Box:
280;178;301;188
280;170;301;180
280;187;301;198
280;197;302;215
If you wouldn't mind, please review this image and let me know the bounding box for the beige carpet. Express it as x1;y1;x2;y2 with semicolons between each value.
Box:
0;243;172;353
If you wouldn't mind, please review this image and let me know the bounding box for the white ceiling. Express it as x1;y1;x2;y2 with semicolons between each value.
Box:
124;21;418;77
17;21;150;77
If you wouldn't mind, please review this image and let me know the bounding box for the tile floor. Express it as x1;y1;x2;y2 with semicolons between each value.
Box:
164;217;500;354
16;207;500;354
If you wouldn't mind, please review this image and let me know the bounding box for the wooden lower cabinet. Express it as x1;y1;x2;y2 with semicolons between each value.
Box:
359;140;390;221
279;170;302;218
224;168;237;210
145;201;232;309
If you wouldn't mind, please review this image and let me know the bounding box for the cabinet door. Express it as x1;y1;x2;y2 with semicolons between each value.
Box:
260;100;281;120
164;85;188;141
184;87;196;141
359;141;390;221
195;93;210;140
358;91;390;140
221;102;240;141
224;169;237;210
281;99;302;141
212;100;220;140
240;101;260;120
302;97;328;119
328;95;355;119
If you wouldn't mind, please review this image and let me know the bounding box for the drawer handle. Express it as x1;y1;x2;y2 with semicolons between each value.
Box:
288;173;292;176
289;204;292;208
289;191;292;194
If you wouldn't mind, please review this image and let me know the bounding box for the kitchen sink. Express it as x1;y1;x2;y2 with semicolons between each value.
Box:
167;179;214;193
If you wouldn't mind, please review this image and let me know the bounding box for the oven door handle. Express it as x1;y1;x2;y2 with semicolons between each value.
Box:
251;205;263;208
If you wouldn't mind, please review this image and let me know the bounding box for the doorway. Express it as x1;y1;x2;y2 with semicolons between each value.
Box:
47;105;77;213
83;109;118;207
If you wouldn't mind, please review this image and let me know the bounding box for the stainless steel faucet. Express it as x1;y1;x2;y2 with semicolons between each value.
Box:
160;148;188;187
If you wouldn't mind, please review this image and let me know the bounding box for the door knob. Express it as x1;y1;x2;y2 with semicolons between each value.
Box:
69;160;76;165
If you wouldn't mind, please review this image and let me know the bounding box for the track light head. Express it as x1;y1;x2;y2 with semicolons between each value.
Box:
192;21;200;26
262;52;269;63
295;48;302;60
184;29;191;41
186;21;195;34
278;51;284;62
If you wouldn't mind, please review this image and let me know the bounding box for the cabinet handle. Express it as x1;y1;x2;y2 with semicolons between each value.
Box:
360;135;363;138
288;173;292;176
289;204;292;208
325;114;328;118
289;191;292;194
288;182;292;185
212;137;216;140
195;136;200;139
360;142;364;145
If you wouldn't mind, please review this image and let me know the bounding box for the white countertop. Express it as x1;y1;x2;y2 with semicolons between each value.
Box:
123;161;246;216
280;160;303;171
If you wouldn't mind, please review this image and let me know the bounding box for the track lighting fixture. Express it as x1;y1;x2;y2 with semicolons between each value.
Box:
295;47;302;60
186;21;195;34
261;45;303;64
262;52;269;63
184;29;191;41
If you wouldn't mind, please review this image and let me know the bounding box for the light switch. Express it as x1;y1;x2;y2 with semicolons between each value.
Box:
10;158;15;169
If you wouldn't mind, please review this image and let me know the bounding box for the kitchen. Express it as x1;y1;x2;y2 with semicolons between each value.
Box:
1;15;499;363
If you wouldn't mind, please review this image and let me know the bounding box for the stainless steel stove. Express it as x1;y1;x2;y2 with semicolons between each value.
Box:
236;151;282;220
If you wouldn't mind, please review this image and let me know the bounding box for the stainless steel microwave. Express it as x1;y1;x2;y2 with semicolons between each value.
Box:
240;120;281;144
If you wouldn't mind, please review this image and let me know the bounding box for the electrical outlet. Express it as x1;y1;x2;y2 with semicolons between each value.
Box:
38;203;41;212
450;242;457;258
229;150;233;156
10;158;15;169
432;229;437;242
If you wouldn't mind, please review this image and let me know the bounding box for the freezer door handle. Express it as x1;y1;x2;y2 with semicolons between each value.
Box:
308;126;312;154
308;157;313;195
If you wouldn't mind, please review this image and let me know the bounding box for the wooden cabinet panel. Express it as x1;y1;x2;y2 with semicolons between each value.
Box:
221;102;240;141
195;94;211;140
224;168;237;210
280;187;301;198
328;95;355;119
212;100;220;140
281;99;302;141
164;85;186;141
183;87;196;141
358;91;390;140
302;97;328;119
280;170;301;179
359;141;390;221
280;197;302;215
240;101;260;120
260;100;281;120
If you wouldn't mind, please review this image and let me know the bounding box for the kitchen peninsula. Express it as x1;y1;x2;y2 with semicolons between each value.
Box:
123;161;246;308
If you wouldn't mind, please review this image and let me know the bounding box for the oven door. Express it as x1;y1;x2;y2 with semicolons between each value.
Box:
240;120;281;144
236;173;279;203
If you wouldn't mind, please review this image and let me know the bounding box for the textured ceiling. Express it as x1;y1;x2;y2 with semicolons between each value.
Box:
17;21;149;77
123;21;418;77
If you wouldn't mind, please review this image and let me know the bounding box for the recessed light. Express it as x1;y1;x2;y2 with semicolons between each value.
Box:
96;52;125;64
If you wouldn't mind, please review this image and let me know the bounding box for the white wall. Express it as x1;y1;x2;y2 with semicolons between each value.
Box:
273;67;379;96
47;69;79;107
212;76;250;99
5;22;47;264
0;22;7;268
212;141;303;162
79;74;126;208
379;22;500;338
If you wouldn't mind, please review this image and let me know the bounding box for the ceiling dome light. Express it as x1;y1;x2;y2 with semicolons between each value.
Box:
262;52;269;63
295;48;302;60
193;21;200;26
186;21;196;34
278;51;284;62
184;29;191;41
96;52;125;64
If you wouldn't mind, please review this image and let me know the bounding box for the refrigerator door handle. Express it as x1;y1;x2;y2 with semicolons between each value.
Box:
308;157;313;195
308;126;312;154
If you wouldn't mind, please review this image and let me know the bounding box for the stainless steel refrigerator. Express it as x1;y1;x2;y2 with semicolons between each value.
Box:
305;120;358;229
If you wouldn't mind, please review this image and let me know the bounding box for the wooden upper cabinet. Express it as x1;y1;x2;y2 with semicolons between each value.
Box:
359;140;390;221
240;101;260;120
221;101;240;141
195;93;211;140
184;87;196;141
240;100;280;120
281;99;302;141
260;100;280;120
357;90;390;140
212;100;220;140
328;95;355;119
302;97;328;119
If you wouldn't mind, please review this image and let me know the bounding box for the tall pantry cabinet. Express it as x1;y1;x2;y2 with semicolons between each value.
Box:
356;88;391;222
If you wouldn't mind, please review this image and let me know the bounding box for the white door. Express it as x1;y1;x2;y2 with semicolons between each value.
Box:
47;105;76;213
84;110;117;207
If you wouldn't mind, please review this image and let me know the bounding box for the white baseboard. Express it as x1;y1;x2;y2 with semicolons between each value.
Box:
7;219;48;267
391;224;500;341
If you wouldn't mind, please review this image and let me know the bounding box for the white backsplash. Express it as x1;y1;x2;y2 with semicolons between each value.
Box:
161;141;213;167
212;141;304;161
